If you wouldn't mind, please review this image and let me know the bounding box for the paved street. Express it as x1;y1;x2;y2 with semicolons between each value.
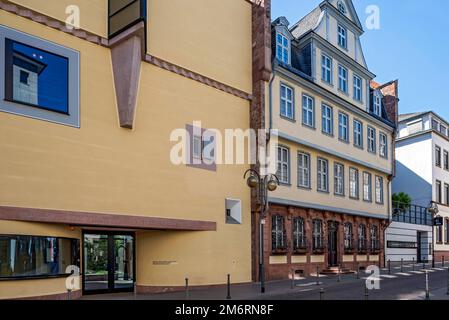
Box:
82;263;449;301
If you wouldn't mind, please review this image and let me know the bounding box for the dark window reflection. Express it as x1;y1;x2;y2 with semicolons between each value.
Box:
0;235;80;279
5;39;69;114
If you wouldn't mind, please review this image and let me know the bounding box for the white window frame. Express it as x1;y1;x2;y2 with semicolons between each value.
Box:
321;104;333;135
280;84;294;120
0;25;80;128
349;168;359;199
379;132;388;158
367;126;376;154
338;112;349;142
338;24;347;49
374;92;382;117
317;158;329;192
334;163;345;196
353;75;362;102
276;32;290;65
338;65;348;93
297;152;311;189
192;134;203;160
353;120;363;148
277;145;290;184
302;94;315;128
337;1;346;14
321;54;332;84
375;176;384;204
363;172;372;202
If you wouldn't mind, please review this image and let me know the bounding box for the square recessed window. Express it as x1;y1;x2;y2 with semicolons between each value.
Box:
0;25;79;127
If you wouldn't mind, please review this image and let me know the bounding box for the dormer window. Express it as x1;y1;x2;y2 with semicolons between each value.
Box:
373;91;382;117
337;25;347;49
337;1;347;14
276;33;290;65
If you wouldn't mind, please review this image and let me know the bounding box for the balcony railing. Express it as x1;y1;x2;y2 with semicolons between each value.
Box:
358;239;367;253
344;238;355;253
272;233;288;253
108;0;147;38
392;201;432;226
293;236;307;253
370;240;381;253
312;236;325;253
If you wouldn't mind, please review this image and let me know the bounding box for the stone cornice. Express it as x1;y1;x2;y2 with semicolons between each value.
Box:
0;0;252;101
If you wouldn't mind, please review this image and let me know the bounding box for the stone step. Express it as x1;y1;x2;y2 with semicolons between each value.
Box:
320;267;354;275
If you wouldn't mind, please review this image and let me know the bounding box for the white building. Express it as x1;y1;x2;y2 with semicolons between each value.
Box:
12;51;46;105
390;111;449;263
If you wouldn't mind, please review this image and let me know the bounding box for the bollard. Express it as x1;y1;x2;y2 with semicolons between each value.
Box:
356;263;360;279
316;266;320;285
423;262;425;270
388;259;391;275
443;256;445;268
447;268;449;295
185;278;190;300
401;258;403;273
291;269;295;289
425;271;430;300
226;274;232;300
364;285;369;301
134;282;137;299
67;289;72;301
337;265;341;282
320;288;325;300
412;257;415;272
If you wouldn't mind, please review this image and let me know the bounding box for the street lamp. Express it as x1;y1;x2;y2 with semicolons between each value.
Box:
428;201;439;268
244;169;279;293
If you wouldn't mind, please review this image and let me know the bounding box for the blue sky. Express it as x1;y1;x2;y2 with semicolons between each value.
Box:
272;0;449;119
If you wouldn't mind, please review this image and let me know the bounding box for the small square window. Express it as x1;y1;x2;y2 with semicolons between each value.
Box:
225;199;242;224
0;25;79;127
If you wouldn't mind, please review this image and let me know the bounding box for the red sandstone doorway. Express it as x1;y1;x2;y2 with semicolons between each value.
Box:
328;221;339;267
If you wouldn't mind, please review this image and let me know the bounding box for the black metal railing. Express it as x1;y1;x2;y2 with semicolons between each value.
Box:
108;0;147;38
293;236;307;252
358;239;367;253
392;201;432;226
370;239;381;253
312;236;325;252
344;238;355;253
271;232;288;252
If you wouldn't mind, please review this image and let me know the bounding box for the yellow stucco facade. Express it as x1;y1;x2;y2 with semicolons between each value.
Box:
0;0;254;299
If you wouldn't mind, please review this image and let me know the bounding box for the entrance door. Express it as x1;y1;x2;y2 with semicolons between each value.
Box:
328;221;338;267
417;231;422;263
83;232;135;294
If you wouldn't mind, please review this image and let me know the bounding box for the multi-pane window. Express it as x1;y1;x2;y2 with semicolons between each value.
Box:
363;172;372;202
353;75;362;102
379;133;388;158
367;126;376;153
375;176;384;204
358;224;367;252
302;94;315;127
337;1;346;14
436;180;442;203
280;84;294;120
337;25;347;49
192;134;202;160
444;150;449;170
272;215;286;251
292;217;306;250
436;146;442;167
321;104;333;135
334;163;345;196
437;223;443;243
338;65;348;93
441;125;447;136
344;223;353;251
317;158;329;192
276;33;289;64
373;93;382;117
446;219;449;244
312;219;324;251
338;112;349;142
353;120;363;148
370;225;379;251
297;152;311;188
277;146;290;184
349;168;359;199
321;54;332;84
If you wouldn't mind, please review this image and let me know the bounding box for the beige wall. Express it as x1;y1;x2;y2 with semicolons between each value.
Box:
270;74;393;174
271;137;390;218
0;0;253;294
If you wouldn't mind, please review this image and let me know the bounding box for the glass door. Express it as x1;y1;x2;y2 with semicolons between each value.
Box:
83;232;135;294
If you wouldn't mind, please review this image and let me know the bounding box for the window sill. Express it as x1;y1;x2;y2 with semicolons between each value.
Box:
0;273;74;282
301;123;316;131
280;115;296;123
